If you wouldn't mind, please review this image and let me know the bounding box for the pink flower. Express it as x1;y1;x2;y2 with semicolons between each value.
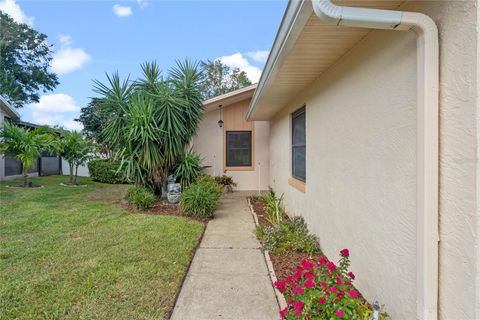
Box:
285;275;293;283
318;257;326;266
318;297;326;305
348;272;356;280
336;277;342;285
294;268;303;281
327;261;337;271
320;281;328;287
274;281;286;293
301;259;314;270
294;301;304;316
305;280;315;288
340;249;350;257
349;290;359;298
329;286;339;293
280;307;288;319
292;286;304;295
304;272;315;279
336;310;344;317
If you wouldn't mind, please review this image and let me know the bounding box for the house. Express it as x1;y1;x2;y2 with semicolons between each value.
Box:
192;0;479;319
0;96;62;180
192;84;270;191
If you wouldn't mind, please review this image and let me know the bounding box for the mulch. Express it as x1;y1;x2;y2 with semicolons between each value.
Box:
123;200;212;224
250;199;270;225
6;184;43;188
250;198;318;281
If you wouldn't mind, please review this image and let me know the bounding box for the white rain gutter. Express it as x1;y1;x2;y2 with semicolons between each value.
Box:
311;1;439;319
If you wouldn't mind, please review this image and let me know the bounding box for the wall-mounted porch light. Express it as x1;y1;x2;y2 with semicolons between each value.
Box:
218;104;224;128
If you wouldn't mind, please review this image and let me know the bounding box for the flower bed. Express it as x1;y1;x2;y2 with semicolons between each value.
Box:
250;196;317;280
249;193;389;319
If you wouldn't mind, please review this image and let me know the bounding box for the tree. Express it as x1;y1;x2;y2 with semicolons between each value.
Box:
95;59;204;194
200;60;252;99
0;12;58;108
75;98;113;155
60;131;96;185
0;122;56;187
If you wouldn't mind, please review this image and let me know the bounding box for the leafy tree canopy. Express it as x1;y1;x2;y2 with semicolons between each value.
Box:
200;59;252;99
0;12;58;108
0;122;57;186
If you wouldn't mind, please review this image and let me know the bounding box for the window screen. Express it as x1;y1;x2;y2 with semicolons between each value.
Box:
226;131;252;167
292;107;306;182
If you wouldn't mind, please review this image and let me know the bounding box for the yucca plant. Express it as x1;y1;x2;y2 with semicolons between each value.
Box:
95;59;205;195
0;122;56;187
174;149;206;189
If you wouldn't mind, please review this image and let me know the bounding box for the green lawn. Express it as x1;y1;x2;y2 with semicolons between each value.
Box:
0;175;204;320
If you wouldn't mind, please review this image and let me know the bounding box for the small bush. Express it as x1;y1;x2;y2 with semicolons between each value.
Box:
174;150;206;189
125;186;156;210
263;186;287;225
248;194;262;202
214;175;237;192
88;159;128;184
179;183;218;217
196;175;222;198
256;217;320;255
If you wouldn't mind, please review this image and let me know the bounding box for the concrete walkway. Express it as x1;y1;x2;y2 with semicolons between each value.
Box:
171;192;279;320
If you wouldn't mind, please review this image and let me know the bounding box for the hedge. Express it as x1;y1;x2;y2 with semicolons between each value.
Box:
87;159;129;184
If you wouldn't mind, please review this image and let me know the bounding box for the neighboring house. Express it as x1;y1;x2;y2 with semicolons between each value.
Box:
193;84;270;191
238;1;477;319
0;96;62;180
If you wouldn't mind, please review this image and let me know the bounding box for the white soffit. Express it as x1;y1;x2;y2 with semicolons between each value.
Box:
247;0;405;120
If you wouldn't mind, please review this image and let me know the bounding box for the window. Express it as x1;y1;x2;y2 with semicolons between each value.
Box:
226;131;252;167
292;107;306;182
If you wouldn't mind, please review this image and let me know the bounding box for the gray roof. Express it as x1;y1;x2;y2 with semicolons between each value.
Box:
0;96;20;119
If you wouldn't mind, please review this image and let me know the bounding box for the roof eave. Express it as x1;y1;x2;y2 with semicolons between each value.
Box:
202;84;258;112
0;96;20;119
246;0;312;121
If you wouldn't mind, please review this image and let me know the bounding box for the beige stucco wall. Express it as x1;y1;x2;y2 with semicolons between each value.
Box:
192;108;270;191
268;1;478;319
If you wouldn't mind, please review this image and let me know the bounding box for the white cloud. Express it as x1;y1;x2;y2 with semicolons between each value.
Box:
247;50;270;64
29;93;80;113
137;0;148;9
113;4;133;17
28;93;82;131
51;35;91;75
0;0;34;25
219;52;262;83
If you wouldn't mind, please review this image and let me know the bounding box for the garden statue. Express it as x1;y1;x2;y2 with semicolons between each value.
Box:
167;174;181;204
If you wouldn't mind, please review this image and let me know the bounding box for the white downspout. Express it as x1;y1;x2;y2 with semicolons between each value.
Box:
311;1;439;319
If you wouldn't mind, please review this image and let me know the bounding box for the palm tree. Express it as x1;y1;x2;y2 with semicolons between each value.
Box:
0;122;56;187
60;131;96;185
94;59;204;194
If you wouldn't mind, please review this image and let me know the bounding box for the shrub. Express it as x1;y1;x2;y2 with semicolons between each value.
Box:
256;217;320;255
274;250;390;319
214;175;237;192
88;159;128;184
125;186;156;210
196;175;222;198
174;150;206;189
179;182;218;217
248;194;262;202
263;186;287;225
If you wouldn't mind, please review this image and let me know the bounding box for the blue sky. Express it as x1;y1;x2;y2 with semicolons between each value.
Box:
0;0;287;130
